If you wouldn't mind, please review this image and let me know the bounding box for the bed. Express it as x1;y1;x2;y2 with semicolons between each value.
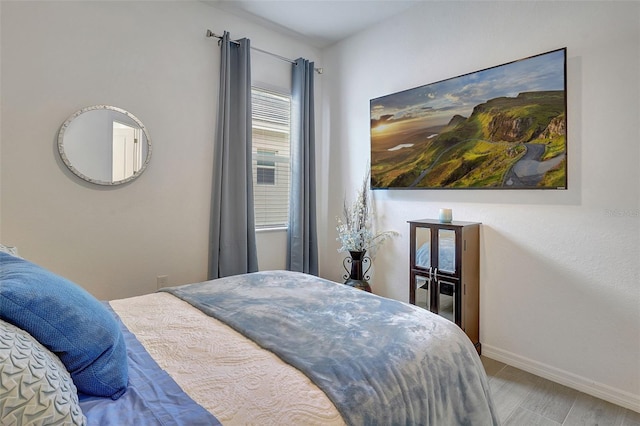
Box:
0;250;499;425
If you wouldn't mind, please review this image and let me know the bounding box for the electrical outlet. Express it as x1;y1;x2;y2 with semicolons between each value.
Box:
156;275;169;289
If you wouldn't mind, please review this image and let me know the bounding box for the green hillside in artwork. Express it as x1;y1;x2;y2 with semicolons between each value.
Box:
370;91;566;189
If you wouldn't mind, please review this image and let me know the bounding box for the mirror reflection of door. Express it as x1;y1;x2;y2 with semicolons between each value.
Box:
112;121;142;181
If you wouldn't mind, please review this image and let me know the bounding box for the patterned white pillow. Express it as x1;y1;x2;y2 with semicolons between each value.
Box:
0;319;86;425
0;244;19;257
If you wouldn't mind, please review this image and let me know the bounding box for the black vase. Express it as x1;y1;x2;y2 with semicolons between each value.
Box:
343;250;372;292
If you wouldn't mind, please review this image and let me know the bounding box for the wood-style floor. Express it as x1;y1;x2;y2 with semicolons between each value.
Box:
481;356;640;426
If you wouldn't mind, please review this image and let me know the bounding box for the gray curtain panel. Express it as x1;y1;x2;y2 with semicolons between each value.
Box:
287;58;318;275
209;32;259;279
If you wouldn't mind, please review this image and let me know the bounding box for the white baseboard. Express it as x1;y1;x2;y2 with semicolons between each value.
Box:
482;344;640;413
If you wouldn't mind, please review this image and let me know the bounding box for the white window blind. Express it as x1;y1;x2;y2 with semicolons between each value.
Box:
252;87;291;229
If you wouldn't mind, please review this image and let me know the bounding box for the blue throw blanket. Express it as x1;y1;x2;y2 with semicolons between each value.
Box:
162;270;498;426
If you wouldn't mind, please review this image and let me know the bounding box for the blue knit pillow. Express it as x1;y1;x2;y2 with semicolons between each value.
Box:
0;252;128;399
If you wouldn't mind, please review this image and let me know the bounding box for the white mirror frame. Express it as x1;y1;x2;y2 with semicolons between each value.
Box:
58;105;152;186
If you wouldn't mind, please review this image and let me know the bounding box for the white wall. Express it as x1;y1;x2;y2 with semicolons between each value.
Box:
0;1;320;299
319;1;639;411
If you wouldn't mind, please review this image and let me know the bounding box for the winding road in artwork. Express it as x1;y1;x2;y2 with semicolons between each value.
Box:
503;143;565;187
409;140;564;188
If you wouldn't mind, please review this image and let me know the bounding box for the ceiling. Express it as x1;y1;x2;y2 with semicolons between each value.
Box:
206;0;421;48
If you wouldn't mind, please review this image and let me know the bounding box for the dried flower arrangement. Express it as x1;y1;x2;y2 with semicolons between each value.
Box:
336;170;398;259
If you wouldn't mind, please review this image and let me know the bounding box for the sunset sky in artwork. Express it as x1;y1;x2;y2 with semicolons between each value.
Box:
370;49;566;135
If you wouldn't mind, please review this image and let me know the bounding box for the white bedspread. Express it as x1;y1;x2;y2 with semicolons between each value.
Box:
110;292;344;426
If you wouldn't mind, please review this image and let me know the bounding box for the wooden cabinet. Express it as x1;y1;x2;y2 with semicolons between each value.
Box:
408;219;481;353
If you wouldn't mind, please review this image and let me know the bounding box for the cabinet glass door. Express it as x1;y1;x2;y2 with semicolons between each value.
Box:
437;279;456;323
415;227;431;269
414;275;430;310
438;229;456;273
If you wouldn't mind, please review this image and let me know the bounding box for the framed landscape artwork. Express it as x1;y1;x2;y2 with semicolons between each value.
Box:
370;48;567;189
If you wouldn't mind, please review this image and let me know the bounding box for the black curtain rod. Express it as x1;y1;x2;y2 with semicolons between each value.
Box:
206;30;323;74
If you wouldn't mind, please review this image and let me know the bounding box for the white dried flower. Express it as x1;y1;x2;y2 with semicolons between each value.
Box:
336;170;398;259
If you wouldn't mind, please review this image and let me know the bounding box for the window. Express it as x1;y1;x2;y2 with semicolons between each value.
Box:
256;149;276;185
252;87;291;228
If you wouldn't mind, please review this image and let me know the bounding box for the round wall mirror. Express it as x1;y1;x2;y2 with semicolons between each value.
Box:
58;105;152;185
